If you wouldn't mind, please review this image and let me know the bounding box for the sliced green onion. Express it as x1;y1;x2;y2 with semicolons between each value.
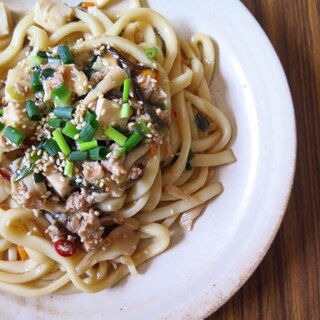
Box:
58;45;74;64
37;51;48;59
145;47;158;59
51;84;72;106
136;120;151;135
79;140;98;152
122;78;131;102
34;173;44;183
80;119;99;142
0;109;3;117
40;68;55;79
69;151;88;161
88;146;109;160
62;122;80;140
26;100;42;121
53;107;74;119
117;131;143;156
104;127;127;146
48;118;66;128
52;129;71;156
85;110;96;122
120;102;132;118
31;71;43;93
195;113;209;132
43;139;60;157
0;122;4;132
29;55;44;67
64;160;74;177
4;126;25;145
15;165;34;182
6;86;24;100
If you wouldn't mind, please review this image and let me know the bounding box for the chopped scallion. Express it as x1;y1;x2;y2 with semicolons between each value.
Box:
195;113;209;132
53;107;74;119
43;139;60;157
120;102;132;118
136;120;151;135
51;84;72;106
0;109;3;117
64;160;74;177
4;126;25;145
79;140;98;152
122;78;131;102
6;86;24;100
145;47;158;59
69;151;88;161
52;129;71;156
62;122;80;140
29;55;44;67
0;122;4;132
117;131;143;156
104;127;127;146
48;118;66;128
80;119;99;141
31;71;43;93
88;146;109;160
85;110;96;122
26;100;42;121
58;45;74;65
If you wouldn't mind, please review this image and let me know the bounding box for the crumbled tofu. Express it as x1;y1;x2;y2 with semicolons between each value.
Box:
34;0;74;33
0;3;12;37
95;98;127;137
12;175;47;209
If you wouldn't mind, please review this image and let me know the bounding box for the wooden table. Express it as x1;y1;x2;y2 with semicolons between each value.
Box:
208;0;320;319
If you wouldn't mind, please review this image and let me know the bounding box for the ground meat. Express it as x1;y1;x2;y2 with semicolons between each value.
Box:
67;210;104;251
14;180;45;209
66;189;91;212
46;224;65;243
136;69;167;102
128;165;143;181
82;161;105;183
101;144;127;184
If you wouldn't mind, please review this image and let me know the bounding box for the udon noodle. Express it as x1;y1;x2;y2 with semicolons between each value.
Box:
0;0;235;296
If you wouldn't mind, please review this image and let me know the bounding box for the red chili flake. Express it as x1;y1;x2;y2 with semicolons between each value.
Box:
172;108;177;118
0;168;11;181
54;239;76;257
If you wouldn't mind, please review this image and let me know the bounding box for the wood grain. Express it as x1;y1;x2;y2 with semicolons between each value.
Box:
208;0;320;319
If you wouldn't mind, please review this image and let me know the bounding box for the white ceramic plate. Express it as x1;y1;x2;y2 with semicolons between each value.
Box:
1;0;296;319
